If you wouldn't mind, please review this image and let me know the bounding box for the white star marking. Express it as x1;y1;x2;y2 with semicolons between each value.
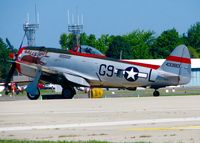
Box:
126;68;138;80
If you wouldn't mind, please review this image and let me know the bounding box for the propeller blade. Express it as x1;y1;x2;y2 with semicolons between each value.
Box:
4;62;16;89
4;33;25;91
6;38;14;51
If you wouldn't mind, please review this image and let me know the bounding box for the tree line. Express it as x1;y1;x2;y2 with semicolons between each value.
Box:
0;38;10;81
60;22;200;59
0;22;200;80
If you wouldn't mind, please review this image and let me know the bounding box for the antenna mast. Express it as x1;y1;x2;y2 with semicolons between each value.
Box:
23;5;39;46
67;10;83;50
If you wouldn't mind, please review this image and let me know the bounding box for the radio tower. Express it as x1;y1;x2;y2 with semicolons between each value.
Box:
67;10;83;50
23;7;39;46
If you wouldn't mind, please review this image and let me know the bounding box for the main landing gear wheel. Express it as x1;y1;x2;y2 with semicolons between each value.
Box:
153;90;160;97
27;88;40;100
62;87;76;99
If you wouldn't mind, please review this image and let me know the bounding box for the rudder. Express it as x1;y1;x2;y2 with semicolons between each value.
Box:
159;45;191;85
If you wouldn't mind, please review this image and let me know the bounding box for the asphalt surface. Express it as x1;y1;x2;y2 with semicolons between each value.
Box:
0;95;200;143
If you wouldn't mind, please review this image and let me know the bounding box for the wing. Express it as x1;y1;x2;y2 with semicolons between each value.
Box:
15;61;98;87
49;67;96;87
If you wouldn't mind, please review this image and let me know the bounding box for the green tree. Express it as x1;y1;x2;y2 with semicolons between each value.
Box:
59;33;68;49
0;38;9;80
96;34;109;54
87;34;97;48
106;36;133;59
59;22;200;59
188;46;199;58
59;33;73;50
150;28;181;58
80;32;88;45
187;22;200;54
181;33;199;58
124;30;155;59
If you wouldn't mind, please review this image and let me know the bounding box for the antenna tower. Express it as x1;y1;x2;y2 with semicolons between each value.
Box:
67;10;83;49
23;7;39;46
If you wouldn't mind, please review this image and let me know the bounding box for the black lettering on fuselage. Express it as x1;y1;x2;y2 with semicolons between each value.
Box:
166;62;180;68
99;64;107;76
99;64;114;77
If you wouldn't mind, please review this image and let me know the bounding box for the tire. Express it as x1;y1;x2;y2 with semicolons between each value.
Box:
27;88;40;100
62;87;75;99
153;90;160;97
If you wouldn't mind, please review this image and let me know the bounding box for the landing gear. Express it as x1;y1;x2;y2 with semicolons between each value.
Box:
62;86;76;99
27;88;40;100
153;90;160;97
26;69;41;100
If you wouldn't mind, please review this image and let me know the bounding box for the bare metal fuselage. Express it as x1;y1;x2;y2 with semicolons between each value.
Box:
17;47;185;90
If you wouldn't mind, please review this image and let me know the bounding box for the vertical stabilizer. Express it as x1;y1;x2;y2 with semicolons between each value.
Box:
159;45;191;85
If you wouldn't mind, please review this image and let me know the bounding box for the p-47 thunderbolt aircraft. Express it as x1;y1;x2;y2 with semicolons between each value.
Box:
5;44;191;99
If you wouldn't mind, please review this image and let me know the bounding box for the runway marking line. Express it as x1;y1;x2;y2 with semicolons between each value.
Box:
126;125;200;131
0;117;200;132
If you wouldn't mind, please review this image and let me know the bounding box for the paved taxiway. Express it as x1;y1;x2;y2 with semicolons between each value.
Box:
0;96;200;143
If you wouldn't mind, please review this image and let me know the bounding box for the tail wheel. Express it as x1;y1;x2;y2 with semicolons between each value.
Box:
90;88;104;98
27;88;40;100
62;87;76;99
153;90;160;97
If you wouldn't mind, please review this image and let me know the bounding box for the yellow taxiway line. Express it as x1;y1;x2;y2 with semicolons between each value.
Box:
127;125;200;131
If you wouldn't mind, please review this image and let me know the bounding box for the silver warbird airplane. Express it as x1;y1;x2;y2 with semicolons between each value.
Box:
5;44;191;100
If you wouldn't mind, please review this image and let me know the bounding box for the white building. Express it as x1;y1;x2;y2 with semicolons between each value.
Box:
128;59;200;87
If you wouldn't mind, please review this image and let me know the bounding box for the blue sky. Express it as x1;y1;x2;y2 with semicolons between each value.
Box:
0;0;199;48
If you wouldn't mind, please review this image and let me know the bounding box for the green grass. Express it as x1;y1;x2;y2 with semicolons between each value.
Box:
102;87;200;98
0;140;150;143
